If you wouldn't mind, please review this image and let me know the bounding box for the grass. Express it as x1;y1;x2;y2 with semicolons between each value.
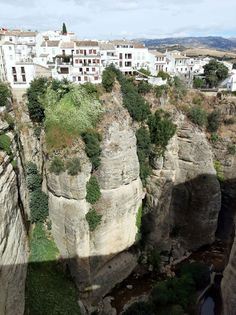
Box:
25;223;81;315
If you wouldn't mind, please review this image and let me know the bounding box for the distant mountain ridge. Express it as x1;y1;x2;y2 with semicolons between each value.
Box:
139;36;236;50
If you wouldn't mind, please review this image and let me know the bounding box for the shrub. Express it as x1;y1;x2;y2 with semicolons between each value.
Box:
188;107;207;127
136;206;142;241
86;208;102;231
138;68;151;76
227;144;236;155
11;159;17;170
0;81;11;107
148;110;176;155
50;78;72;99
210;133;220;143
66;157;81;175
26;77;48;122
82;82;98;96
157;70;170;81
27;173;42;191
172;77;187;100
193;77;205;89
123;301;153;315
82;130;101;170
0;134;11;155
27;162;38;175
49;157;65;175
3;112;14;129
154;85;168;98
207;110;221;132
30;189;49;223
214;160;224;182
102;67;116;92
180;262;210;289
86;176;101;204
137;81;152;94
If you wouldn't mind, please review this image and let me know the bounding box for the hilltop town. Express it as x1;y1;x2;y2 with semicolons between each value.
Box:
0;25;236;92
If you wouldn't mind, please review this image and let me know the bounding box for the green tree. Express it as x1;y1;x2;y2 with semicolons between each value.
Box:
30;189;49;223
137;81;152;94
203;60;228;88
157;70;170;81
66;158;81;176
102;67;116;92
148;110;176;155
207;110;221;132
193;77;205;89
49;157;65;175
82;130;102;170
27;77;48;122
0;81;11;107
0;134;11;155
138;68;151;76
62;23;67;35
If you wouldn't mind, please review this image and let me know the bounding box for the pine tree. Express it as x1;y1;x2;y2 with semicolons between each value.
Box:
62;23;67;35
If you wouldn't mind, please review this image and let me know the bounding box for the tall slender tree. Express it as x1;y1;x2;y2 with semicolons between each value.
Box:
62;23;67;35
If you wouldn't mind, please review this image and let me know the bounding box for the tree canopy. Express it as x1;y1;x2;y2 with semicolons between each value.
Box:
62;23;67;35
203;60;228;88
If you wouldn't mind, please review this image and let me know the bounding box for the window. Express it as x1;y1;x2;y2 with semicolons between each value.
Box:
119;53;122;59
119;61;122;67
76;50;79;54
13;75;17;82
9;46;12;50
84;76;88;81
86;68;89;72
80;50;83;54
93;59;96;64
79;59;83;63
78;76;81;81
22;75;26;82
12;67;16;73
92;68;95;72
94;76;98;80
21;67;25;74
125;61;132;67
88;59;91;64
75;59;79;64
89;49;92;54
9;37;13;42
79;68;83;72
93;50;96;54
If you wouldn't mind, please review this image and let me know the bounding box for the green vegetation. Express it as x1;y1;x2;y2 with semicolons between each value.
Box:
148;110;176;156
193;77;205;89
136;127;151;182
49;157;65;175
138;68;151;76
214;160;224;182
210;133;220;143
154;85;168;98
0;81;11;107
227;144;236;155
62;22;67;35
27;162;48;223
45;85;103;150
180;262;210;289
82;82;99;96
82;130;102;170
207;110;221;132
188;106;207;127
3;112;14;129
0;134;11;155
137;80;152;94
103;65;151;121
203;60;229;88
27;77;48;122
150;274;195;310
66;157;81;175
26;223;81;315
86;176;101;204
157;70;170;81
171;76;187;101
102;67;116;92
136;206;143;241
86;208;102;231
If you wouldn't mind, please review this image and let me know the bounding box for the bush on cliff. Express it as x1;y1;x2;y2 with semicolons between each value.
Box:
86;208;102;231
0;81;11;107
30;189;49;223
66;157;81;175
82;130;102;170
136;127;151;182
49;157;65;175
148;110;176;156
188;106;207;127
0;134;11;155
207;110;221;132
102;67;116;92
86;175;101;204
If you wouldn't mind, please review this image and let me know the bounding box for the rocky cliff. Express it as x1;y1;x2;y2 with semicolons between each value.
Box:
0;119;28;315
145;111;221;258
45;96;144;305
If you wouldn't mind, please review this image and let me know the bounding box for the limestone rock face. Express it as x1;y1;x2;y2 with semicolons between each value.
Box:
0;153;28;315
46;102;144;304
145;113;221;256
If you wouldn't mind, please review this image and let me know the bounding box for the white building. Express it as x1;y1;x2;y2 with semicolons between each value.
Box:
227;71;236;92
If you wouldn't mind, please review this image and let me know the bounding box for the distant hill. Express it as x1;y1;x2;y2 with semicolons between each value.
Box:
139;36;236;51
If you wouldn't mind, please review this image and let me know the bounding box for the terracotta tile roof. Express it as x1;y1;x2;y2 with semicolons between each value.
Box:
75;40;99;47
110;40;145;48
0;30;37;37
60;41;75;48
99;42;115;50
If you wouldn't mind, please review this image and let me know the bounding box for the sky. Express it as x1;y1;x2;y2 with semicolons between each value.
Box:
0;0;235;39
